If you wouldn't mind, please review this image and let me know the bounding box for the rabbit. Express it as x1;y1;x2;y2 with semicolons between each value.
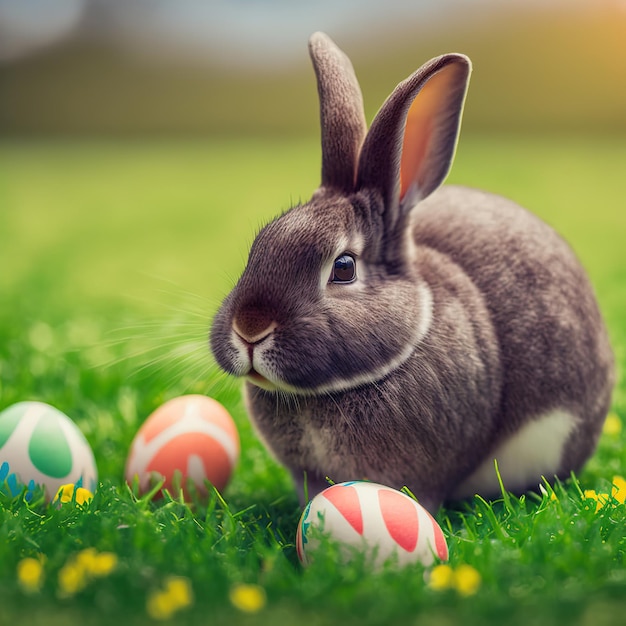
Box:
210;32;615;512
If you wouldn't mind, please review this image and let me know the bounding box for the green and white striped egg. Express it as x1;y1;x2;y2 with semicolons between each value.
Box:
0;401;97;501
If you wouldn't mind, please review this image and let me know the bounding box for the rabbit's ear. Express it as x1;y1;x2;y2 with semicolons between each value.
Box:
309;32;367;193
357;54;471;213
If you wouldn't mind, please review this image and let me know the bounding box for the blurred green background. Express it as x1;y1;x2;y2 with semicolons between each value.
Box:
1;1;626;136
0;6;625;624
0;0;624;384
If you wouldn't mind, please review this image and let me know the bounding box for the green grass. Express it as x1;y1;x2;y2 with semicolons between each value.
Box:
0;135;625;626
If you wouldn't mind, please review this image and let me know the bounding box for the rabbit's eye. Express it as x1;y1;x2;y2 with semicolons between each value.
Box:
330;254;356;284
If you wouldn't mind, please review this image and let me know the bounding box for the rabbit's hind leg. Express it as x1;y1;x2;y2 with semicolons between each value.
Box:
450;409;578;501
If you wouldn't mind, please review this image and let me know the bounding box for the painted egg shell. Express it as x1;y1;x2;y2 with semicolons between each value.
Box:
125;395;239;497
296;481;448;568
0;401;98;501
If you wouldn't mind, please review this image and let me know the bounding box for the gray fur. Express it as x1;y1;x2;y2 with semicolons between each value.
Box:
309;32;367;193
210;34;614;511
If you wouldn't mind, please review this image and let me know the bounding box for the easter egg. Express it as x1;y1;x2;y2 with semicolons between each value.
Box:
296;481;448;568
0;401;98;501
125;395;239;498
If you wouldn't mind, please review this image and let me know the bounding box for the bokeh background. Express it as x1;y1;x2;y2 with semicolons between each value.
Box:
1;0;625;136
1;0;625;381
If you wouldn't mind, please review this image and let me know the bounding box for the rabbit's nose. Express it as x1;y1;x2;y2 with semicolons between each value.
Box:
232;310;276;345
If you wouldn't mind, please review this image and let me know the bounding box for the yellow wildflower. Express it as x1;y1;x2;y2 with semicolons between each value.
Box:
163;577;193;609
611;476;626;504
428;564;455;591
75;548;98;570
146;577;193;621
74;548;118;578
75;548;117;578
584;489;609;512
428;564;481;596
54;484;94;506
89;552;118;577
229;583;267;613
17;557;44;593
58;548;118;597
583;477;626;513
603;413;622;437
58;562;88;597
147;590;175;621
454;564;482;596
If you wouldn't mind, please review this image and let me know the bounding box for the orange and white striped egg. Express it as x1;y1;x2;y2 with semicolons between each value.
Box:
296;481;448;568
125;395;239;498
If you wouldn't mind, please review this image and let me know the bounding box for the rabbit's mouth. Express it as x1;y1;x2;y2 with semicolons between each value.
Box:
247;369;278;391
246;367;304;394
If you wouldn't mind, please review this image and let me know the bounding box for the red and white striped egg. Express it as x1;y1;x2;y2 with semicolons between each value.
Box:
125;395;239;498
296;481;448;568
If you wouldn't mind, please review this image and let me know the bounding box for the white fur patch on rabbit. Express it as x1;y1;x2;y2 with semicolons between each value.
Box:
451;410;578;499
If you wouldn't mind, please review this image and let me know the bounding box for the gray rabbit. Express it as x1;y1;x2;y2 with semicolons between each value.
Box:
210;32;615;512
